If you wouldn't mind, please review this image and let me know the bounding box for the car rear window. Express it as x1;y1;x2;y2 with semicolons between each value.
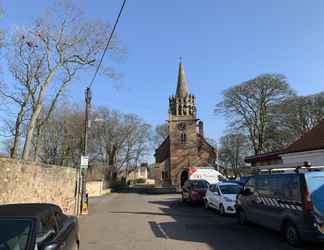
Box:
0;219;32;250
219;185;241;194
191;180;208;189
305;172;324;215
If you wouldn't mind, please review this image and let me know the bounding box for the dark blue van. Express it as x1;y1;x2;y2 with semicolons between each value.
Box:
236;171;324;247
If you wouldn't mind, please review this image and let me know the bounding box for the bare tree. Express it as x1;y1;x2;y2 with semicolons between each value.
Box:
1;34;44;158
6;0;124;160
35;102;84;166
275;92;324;140
219;133;249;178
90;108;151;179
216;74;294;154
152;123;168;148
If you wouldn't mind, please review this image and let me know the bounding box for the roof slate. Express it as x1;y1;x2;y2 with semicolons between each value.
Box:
283;119;324;154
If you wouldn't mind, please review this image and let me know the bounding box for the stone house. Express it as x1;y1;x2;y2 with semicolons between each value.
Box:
126;166;148;182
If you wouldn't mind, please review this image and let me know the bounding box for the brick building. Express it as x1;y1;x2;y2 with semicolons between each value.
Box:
154;62;216;189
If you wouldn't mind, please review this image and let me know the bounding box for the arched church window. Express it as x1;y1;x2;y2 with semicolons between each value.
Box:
180;132;187;144
179;105;183;115
183;105;187;115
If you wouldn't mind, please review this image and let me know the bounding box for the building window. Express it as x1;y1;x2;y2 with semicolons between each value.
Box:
180;132;187;144
140;167;146;177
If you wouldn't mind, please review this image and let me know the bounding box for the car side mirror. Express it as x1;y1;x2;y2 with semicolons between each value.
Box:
242;187;253;195
42;243;59;250
37;230;56;250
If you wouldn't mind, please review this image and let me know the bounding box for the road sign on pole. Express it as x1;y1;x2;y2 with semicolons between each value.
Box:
81;155;88;170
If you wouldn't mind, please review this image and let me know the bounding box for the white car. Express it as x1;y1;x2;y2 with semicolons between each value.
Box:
204;182;241;215
189;167;225;184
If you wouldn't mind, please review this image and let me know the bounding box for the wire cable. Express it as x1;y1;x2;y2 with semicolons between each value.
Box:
89;0;127;88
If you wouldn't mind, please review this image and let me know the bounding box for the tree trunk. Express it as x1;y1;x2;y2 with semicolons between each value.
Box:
22;70;56;160
22;103;43;160
34;124;42;162
10;93;31;159
10;116;22;159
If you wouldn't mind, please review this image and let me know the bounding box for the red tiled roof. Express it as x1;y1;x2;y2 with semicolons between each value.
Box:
245;151;282;163
197;134;216;158
282;119;324;154
245;119;324;163
154;136;170;163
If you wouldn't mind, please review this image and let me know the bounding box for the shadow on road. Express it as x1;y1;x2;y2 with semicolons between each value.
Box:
146;197;323;250
109;210;213;218
111;186;178;195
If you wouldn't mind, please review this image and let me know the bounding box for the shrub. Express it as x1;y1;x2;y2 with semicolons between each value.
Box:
135;178;146;184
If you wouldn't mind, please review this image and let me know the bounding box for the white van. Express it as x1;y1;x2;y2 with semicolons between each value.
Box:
188;167;225;184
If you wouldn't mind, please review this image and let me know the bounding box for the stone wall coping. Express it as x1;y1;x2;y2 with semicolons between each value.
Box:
0;157;77;170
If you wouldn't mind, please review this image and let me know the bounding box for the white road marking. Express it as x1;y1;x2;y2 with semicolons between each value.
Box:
157;223;169;239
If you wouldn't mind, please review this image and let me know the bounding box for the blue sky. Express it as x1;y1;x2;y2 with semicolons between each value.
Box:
2;0;324;143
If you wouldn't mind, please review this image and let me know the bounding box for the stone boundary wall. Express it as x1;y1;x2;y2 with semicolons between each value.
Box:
87;180;111;197
0;158;79;215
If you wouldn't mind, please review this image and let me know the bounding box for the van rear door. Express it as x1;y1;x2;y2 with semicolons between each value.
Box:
305;172;324;235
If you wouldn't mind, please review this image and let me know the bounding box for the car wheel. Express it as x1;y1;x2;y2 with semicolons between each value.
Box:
219;204;225;216
237;209;247;225
188;195;193;205
204;199;209;209
181;193;185;202
284;222;302;247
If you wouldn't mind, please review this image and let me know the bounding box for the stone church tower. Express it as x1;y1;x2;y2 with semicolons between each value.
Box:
155;61;216;189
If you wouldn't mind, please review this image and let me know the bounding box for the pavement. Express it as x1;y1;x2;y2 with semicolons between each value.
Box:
79;192;323;250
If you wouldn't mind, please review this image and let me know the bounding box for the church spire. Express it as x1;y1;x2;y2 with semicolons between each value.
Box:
169;60;196;118
176;59;188;98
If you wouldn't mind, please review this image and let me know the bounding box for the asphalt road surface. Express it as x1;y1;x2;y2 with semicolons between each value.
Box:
79;192;323;250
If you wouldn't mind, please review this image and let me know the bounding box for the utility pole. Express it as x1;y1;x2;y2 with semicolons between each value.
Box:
84;87;92;156
80;87;91;215
77;0;127;215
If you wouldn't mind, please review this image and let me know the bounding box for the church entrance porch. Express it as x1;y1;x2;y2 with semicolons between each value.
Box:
180;169;189;188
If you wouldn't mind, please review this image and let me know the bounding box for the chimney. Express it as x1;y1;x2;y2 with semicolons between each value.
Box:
198;121;204;137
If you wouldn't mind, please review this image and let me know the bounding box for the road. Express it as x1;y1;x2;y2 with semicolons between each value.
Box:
79;192;323;250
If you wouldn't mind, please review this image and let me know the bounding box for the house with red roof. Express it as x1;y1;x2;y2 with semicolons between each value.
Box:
245;119;324;169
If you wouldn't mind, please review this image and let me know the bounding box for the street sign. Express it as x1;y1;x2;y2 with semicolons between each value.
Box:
80;155;88;170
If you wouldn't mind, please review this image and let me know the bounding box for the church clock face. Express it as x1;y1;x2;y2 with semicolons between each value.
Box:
177;122;186;131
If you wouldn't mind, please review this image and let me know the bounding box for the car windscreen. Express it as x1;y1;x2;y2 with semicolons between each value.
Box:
191;180;208;189
0;218;33;250
239;176;249;184
305;172;324;215
219;185;241;194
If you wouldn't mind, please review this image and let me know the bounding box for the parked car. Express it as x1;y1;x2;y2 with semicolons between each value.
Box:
237;176;250;185
182;179;209;204
236;171;324;247
0;203;79;250
222;179;243;186
188;167;225;184
204;182;241;215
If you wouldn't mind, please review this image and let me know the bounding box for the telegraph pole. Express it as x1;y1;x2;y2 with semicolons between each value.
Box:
84;87;92;156
78;0;127;215
80;87;91;215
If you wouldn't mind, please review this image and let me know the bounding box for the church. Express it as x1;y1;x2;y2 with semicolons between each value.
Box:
154;62;217;190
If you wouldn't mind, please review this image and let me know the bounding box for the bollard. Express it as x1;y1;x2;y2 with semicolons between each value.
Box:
81;192;89;215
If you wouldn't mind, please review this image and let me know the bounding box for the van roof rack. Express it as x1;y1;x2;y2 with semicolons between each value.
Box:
256;161;324;174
